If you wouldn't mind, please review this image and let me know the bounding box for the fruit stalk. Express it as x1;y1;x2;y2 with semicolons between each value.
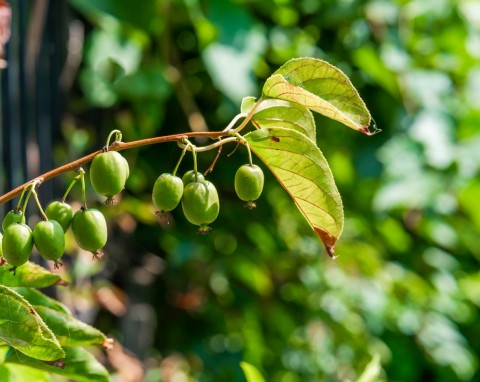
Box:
15;186;27;210
21;182;37;215
235;133;253;166
61;172;82;203
105;129;122;149
79;168;87;209
172;140;191;177
192;144;199;182
32;189;48;221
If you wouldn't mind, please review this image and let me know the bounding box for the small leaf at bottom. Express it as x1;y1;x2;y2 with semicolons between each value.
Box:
4;346;109;382
0;286;65;361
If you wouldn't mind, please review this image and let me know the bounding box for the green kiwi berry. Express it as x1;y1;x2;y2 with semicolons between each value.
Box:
120;154;130;179
234;164;264;209
181;180;219;233
2;209;26;231
34;220;65;268
2;223;34;272
182;170;205;186
90;151;129;205
72;208;108;257
152;173;184;213
45;201;74;232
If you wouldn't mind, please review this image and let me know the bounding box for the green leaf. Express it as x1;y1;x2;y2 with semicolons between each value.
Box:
0;261;66;288
1;364;50;382
4;346;109;382
11;289;108;348
250;99;316;141
0;286;65;361
245;127;343;256
241;362;266;382
12;288;70;315
0;365;9;382
356;354;383;382
241;96;257;114
33;306;107;347
262;57;372;133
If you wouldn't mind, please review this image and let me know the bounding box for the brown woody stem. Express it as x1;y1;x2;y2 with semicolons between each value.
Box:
0;97;264;206
0;131;225;206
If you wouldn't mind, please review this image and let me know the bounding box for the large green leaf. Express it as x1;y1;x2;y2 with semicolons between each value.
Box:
4;346;109;382
11;288;108;347
34;306;107;347
12;288;70;315
262;57;372;133
0;364;50;382
241;97;316;141
0;262;66;288
245;127;343;256
241;362;266;382
0;286;65;361
0;365;8;382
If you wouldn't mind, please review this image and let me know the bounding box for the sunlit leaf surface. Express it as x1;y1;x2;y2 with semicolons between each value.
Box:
263;57;371;133
0;286;65;361
246;127;343;256
247;98;316;141
34;306;106;347
5;346;109;382
0;262;65;288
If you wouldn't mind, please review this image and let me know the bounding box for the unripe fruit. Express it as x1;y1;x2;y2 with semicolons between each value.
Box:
182;180;219;233
152;173;184;213
72;208;108;257
45;201;73;232
182;170;205;186
90;151;129;205
120;155;130;179
234;164;264;209
34;220;65;267
2;223;34;271
2;209;26;231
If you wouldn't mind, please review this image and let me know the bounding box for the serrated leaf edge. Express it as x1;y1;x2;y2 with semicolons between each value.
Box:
0;286;65;361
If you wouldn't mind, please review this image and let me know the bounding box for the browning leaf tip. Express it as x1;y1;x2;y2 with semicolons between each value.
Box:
55;279;70;287
314;227;338;259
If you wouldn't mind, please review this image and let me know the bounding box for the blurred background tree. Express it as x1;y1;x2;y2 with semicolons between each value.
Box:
1;0;480;381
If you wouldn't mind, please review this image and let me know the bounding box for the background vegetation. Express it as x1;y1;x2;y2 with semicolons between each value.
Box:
2;0;480;381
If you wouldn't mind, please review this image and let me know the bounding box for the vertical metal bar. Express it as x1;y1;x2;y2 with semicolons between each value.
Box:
18;0;27;188
36;3;51;203
0;37;9;201
1;0;25;212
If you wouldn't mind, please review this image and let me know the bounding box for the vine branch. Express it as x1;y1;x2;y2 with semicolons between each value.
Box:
0;131;222;206
0;98;265;207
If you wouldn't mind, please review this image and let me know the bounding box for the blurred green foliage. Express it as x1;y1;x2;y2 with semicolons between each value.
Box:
49;0;480;380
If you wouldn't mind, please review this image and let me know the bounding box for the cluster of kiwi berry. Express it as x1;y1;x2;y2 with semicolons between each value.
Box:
152;162;264;234
0;146;129;274
150;135;265;233
0;131;265;272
